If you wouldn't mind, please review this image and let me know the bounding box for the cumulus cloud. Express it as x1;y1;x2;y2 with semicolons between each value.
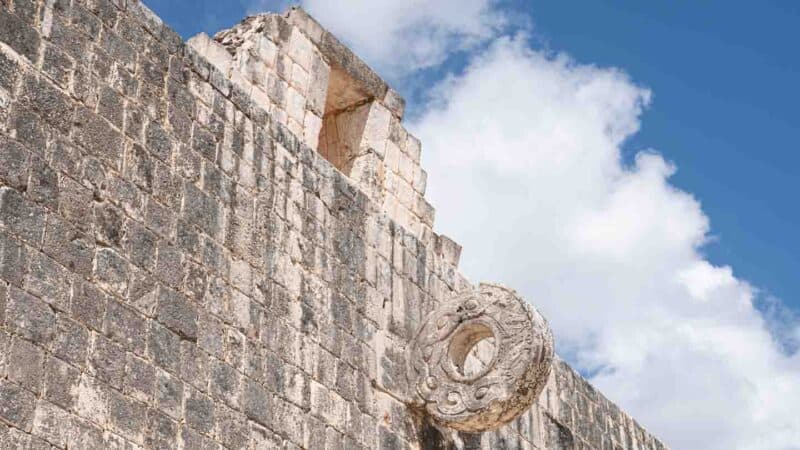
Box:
249;0;506;75
412;36;800;450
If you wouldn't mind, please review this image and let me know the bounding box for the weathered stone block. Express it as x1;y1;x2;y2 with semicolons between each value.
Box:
243;379;272;427
0;137;29;190
148;321;182;373
0;230;26;287
121;220;156;272
184;388;216;434
93;247;129;297
6;285;55;344
71;280;108;331
0;187;46;245
90;334;127;388
58;175;93;233
44;356;81;410
51;317;89;368
123;144;154;196
0;379;36;431
5;337;44;394
156;286;197;341
73;107;124;169
0;7;40;61
31;400;71;448
108;389;147;444
156;368;184;419
182;182;222;237
24;249;72;311
105;297;147;355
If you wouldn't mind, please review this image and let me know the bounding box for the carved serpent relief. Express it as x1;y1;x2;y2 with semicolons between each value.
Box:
407;283;554;432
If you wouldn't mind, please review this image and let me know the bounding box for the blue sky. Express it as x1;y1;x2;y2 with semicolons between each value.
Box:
144;1;800;447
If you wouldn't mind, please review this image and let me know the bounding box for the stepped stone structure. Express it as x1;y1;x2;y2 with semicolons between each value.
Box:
0;0;667;448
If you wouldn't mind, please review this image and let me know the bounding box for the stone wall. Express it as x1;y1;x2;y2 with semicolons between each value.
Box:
0;0;666;449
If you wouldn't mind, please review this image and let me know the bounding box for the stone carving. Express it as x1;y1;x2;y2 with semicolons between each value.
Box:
407;283;554;432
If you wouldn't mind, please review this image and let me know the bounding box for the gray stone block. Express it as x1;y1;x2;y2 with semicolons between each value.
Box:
44;356;81;410
6;285;55;344
0;7;40;61
0;187;46;245
184;388;215;434
0;379;36;431
156;286;197;341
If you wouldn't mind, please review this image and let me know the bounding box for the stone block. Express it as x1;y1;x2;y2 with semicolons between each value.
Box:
209;358;240;408
0;137;29;190
145;121;173;163
0;48;19;91
24;249;72;311
148;321;182;374
0;379;36;431
156;286;197;341
105;298;147;355
51;317;89;368
5;337;44;394
181;340;210;391
90;334;126;388
43;212;94;277
44;356;81;410
93;247;130;297
0;230;27;287
243;379;272;427
182;182;222;237
125;354;155;403
6;285;56;345
73;107;124;170
108;390;147;444
31;400;71;448
184;387;215;434
0;187;46;245
0;7;41;61
123;219;157;271
98;84;124;129
124;143;154;193
156;368;184;420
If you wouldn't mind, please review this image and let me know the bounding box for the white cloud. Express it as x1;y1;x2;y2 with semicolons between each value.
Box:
412;36;800;450
249;0;505;76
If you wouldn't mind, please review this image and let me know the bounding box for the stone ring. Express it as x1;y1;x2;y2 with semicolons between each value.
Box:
407;283;554;432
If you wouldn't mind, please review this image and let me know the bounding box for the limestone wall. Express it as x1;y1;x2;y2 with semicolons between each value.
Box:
0;0;665;449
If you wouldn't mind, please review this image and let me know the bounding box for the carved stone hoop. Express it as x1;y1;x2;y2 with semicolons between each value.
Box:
407;283;554;432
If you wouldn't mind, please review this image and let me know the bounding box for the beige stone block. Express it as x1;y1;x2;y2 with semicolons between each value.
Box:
307;54;330;116
397;179;414;208
412;167;427;194
287;118;303;138
398;151;413;182
188;33;232;76
361;103;391;157
288;27;314;71
230;259;252;294
286;7;324;43
230;289;250;331
220;146;237;175
303;112;322;150
286;87;306;123
406;134;421;163
270;105;288;126
384;141;400;173
257;34;278;67
382;88;406;119
291;62;310;94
